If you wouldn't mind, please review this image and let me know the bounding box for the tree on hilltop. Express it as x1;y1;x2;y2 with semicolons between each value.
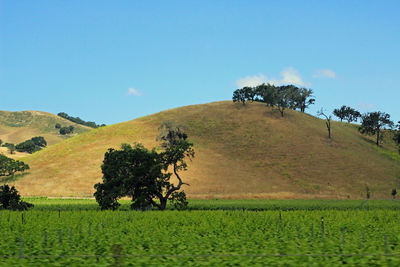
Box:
294;88;315;113
333;106;361;123
359;112;393;146
333;106;347;122
232;88;246;105
94;122;194;211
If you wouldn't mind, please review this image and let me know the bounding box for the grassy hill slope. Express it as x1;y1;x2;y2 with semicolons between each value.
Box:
0;110;92;158
9;101;400;198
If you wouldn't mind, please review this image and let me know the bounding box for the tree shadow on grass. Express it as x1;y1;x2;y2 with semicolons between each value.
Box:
0;172;30;184
359;135;377;146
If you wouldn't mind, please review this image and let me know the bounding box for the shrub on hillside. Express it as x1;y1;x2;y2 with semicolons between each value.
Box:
57;112;105;128
59;126;74;135
0;154;30;176
16;136;47;154
0;184;34;210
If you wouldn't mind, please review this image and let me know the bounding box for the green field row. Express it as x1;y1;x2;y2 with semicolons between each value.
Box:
1;208;399;266
22;198;400;211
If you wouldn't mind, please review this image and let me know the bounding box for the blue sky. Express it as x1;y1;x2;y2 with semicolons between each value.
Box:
1;0;399;125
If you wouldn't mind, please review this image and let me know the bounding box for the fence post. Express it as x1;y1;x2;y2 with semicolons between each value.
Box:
321;217;324;241
58;229;62;244
311;223;314;240
341;227;345;245
43;231;47;251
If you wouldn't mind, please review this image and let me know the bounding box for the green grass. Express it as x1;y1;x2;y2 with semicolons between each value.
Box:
1;199;400;266
22;198;400;211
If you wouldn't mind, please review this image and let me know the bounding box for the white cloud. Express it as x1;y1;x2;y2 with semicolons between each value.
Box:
357;102;375;111
279;67;309;86
127;87;142;96
312;69;336;79
236;74;268;88
235;67;310;88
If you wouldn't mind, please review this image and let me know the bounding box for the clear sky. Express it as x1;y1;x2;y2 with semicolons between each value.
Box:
1;0;399;125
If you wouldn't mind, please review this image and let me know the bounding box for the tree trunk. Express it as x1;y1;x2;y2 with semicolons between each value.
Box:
376;130;380;146
279;107;284;117
326;121;331;139
159;198;167;211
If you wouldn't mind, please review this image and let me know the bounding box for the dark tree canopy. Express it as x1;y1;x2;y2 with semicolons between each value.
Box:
232;83;315;116
232;88;246;105
333;106;361;123
295;88;315;113
59;126;74;135
0;154;30;176
333;106;347;122
359;112;394;146
16;136;47;154
275;85;298;117
57;112;105;128
0;184;33;210
31;136;47;147
94;122;194;211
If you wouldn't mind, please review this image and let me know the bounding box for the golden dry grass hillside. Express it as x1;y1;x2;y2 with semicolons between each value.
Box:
7;101;400;199
0;110;92;158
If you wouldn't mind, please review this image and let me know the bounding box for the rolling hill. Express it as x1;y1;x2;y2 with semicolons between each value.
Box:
6;101;400;199
0;110;92;158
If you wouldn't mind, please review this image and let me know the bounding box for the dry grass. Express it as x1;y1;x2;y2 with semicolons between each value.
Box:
0;110;91;159
5;101;400;199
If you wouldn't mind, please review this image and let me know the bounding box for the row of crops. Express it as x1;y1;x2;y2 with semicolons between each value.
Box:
1;202;400;266
24;197;400;211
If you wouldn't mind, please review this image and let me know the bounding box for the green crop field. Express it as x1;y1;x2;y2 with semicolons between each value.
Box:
1;199;400;266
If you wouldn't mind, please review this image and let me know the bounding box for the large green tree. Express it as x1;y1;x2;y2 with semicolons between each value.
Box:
359;112;393;146
94;122;194;211
293;88;315;112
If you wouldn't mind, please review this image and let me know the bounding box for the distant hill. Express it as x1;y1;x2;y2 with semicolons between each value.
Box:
8;101;400;199
0;110;91;158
